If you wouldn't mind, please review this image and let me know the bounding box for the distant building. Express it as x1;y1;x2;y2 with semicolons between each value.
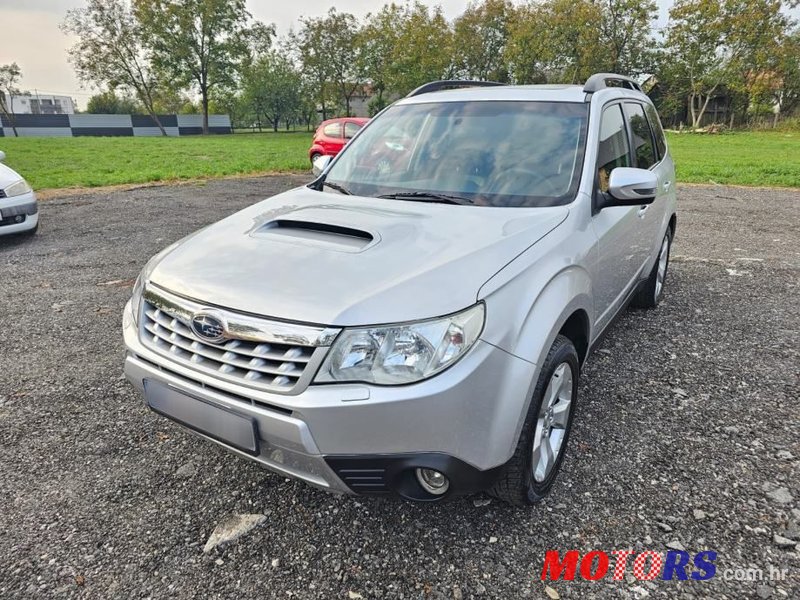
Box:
348;84;373;117
1;93;76;115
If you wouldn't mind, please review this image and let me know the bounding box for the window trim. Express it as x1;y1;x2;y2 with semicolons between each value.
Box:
343;120;361;139
623;101;658;170
592;100;634;213
643;102;668;163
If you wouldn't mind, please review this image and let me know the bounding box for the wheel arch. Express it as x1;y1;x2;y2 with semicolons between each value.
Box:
558;309;590;366
483;264;593;366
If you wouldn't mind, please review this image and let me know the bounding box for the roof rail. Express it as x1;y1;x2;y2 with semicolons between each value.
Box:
583;73;642;94
405;80;504;98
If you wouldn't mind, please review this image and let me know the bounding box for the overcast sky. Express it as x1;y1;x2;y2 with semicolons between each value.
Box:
0;0;695;108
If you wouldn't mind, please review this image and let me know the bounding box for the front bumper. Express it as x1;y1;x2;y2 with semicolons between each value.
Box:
123;301;537;499
0;190;38;235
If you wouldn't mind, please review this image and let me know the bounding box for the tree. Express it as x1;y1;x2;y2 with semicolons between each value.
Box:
86;90;142;114
386;2;454;94
62;0;168;135
297;75;321;130
150;89;198;114
598;0;658;75
506;0;604;84
0;63;22;137
664;0;792;128
724;0;794;126
452;0;515;82
295;9;362;118
135;0;252;134
242;51;302;131
773;28;800;119
358;4;405;115
323;10;363;117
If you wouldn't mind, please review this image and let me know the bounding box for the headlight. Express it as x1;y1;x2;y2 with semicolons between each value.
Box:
4;179;32;197
315;303;485;385
129;240;182;327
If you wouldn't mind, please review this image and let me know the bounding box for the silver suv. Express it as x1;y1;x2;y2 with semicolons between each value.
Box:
123;74;676;505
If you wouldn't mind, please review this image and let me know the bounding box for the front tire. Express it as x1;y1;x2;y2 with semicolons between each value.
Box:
632;227;672;309
489;335;579;506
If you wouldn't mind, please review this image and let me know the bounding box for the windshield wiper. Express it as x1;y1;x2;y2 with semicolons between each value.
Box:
322;180;352;195
377;191;473;205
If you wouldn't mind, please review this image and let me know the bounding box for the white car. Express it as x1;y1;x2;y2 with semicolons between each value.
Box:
0;150;39;237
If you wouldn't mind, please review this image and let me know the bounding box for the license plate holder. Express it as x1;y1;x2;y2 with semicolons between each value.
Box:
144;379;259;455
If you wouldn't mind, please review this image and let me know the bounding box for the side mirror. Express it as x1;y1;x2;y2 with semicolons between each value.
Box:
605;167;658;206
312;154;332;177
0;150;6;162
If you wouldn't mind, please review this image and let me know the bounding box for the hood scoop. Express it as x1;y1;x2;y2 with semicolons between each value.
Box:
252;219;377;252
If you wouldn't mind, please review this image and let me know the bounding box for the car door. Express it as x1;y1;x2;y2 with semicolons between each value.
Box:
644;102;677;244
623;102;668;257
321;121;344;155
591;103;652;332
344;120;362;142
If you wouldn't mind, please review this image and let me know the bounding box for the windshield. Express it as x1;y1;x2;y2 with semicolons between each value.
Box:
321;101;588;207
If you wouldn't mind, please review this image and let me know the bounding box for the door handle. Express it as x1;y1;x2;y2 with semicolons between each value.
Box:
663;180;672;191
637;205;648;218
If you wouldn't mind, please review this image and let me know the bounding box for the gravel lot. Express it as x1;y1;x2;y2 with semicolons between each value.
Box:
1;177;798;599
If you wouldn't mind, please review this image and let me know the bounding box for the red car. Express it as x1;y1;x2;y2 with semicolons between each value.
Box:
309;117;369;162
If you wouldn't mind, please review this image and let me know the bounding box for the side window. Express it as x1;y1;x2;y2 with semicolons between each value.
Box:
624;103;657;169
323;122;342;138
644;103;667;159
597;104;630;193
344;122;361;139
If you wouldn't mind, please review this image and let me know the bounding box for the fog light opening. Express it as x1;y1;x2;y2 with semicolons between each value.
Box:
415;468;450;495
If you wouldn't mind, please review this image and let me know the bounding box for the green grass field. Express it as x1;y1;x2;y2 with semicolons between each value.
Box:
0;132;312;190
666;131;800;188
0;129;797;191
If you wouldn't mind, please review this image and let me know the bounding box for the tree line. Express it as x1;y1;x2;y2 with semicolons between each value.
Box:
3;0;799;136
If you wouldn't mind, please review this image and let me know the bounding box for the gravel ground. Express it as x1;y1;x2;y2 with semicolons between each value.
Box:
1;177;798;599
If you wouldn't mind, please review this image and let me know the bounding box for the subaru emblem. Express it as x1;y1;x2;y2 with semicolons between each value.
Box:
191;312;226;344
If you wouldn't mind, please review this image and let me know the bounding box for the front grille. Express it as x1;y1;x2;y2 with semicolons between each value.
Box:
139;285;337;395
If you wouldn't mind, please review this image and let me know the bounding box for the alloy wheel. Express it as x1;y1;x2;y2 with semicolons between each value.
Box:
531;362;574;483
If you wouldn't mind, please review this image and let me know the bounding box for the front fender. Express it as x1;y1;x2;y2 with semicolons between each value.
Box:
478;208;595;367
479;262;593;456
481;265;593;366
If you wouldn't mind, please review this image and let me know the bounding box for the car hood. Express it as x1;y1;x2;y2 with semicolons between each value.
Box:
150;187;569;326
0;162;24;189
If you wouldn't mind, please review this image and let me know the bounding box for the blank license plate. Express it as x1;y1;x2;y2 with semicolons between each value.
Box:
144;379;259;455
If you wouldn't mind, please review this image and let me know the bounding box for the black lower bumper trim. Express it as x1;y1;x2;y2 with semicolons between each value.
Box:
325;453;504;501
0;201;38;217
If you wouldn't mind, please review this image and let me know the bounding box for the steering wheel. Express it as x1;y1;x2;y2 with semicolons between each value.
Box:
490;167;562;198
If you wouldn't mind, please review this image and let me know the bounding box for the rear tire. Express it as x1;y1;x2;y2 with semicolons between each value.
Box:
632;227;672;309
489;335;579;507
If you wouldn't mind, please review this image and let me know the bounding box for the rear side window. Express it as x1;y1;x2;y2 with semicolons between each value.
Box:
323;122;341;137
597;104;630;192
624;103;657;170
644;103;667;159
344;122;361;139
